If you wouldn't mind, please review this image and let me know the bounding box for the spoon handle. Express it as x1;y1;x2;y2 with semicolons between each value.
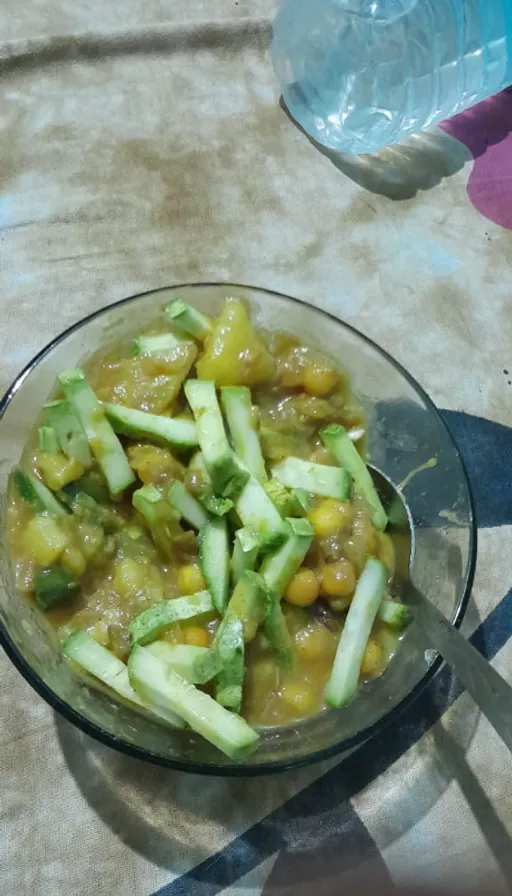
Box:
407;584;512;752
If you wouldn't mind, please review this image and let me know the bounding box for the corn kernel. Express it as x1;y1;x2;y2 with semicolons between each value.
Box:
308;499;353;538
284;568;319;607
177;565;206;595
295;625;336;662
320;559;356;597
183;625;209;648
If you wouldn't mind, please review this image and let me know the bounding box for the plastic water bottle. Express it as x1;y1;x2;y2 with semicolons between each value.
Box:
272;0;512;154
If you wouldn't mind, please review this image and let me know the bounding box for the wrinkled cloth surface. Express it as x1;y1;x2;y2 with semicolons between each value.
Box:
1;3;511;895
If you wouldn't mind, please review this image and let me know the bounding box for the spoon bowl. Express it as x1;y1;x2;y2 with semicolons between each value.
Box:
372;466;512;754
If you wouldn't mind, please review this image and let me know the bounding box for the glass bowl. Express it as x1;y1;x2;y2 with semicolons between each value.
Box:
0;284;476;774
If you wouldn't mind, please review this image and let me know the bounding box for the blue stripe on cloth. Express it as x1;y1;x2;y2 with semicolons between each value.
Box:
440;410;512;529
153;585;512;896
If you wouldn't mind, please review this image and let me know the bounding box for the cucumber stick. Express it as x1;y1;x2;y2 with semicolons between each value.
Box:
377;598;411;630
320;424;387;530
326;557;387;708
167;480;210;529
38;426;60;454
12;468;68;517
58;369;135;498
214;617;245;713
165;299;213;341
234;471;287;551
128;646;259;760
145;642;221;683
220;386;267;483
259;518;314;598
129;590;214;646
103;403;198;450
271;457;351;501
62;630;185;728
184;380;247;497
42;399;93;468
34;568;80;610
132;331;185;357
230;528;259;585
199;517;230;614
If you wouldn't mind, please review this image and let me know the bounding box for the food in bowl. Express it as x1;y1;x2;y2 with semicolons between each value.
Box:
7;296;410;760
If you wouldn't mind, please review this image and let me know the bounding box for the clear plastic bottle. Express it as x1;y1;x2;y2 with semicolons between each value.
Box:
272;0;512;154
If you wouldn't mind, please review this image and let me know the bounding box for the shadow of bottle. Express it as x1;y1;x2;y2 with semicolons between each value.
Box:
280;87;512;201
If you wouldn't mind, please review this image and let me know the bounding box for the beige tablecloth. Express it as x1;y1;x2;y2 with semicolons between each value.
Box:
1;3;511;894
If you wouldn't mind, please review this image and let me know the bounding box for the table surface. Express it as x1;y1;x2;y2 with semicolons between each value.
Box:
1;3;511;895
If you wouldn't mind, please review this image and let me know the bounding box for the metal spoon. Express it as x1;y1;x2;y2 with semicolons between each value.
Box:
371;466;512;753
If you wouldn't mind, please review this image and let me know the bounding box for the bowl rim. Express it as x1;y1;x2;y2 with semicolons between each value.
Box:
0;282;477;775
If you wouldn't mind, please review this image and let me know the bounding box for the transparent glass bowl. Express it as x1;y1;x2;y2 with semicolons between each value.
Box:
0;284;476;774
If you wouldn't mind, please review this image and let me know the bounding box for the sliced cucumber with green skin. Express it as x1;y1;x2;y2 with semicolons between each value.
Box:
133;484;184;557
34;568;80;610
271;457;351;501
220;386;267;483
234;471;287;552
219;570;267;643
262;588;292;667
103;403;198;451
62;631;184;728
12;468;69;517
128;646;260;760
230;528;259;585
167;480;210;530
145;642;221;683
192;648;224;685
290;488;311;516
42;399;93;468
325;557;388;708
259;517;314;598
320;424;387;530
187;451;234;517
132;331;185;357
129;590;214;646
165;299;213;341
263;478;293;518
184;380;248;497
214;617;245;713
199;517;230;615
58;369;135;498
38;426;60;454
377;597;411;630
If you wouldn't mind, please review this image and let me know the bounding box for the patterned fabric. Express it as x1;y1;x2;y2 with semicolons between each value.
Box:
1;3;511;895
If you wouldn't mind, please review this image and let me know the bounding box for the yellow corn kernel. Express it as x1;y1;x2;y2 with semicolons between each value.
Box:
308;498;353;538
23;516;69;567
183;625;209;648
360;638;382;676
295;625;336;662
37;453;85;491
320;559;356;597
61;545;87;578
177;564;206;595
279;680;315;715
113;557;147;597
284;568;319;607
302;361;338;397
